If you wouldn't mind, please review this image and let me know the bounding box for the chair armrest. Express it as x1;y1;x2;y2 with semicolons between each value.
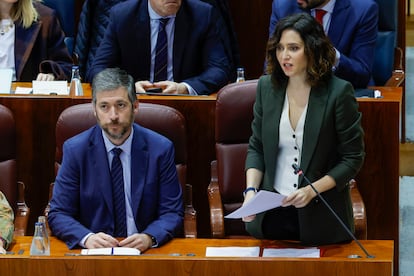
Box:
384;70;405;87
183;183;197;238
207;160;225;238
13;181;30;236
384;47;405;87
349;179;367;240
176;164;187;192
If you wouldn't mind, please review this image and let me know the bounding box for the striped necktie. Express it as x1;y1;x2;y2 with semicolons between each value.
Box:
111;147;127;237
154;18;170;82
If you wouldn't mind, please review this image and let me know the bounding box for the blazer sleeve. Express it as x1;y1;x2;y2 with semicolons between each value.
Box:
328;81;365;189
179;6;231;95
138;141;184;246
333;2;378;88
48;140;93;249
38;7;73;80
246;76;266;172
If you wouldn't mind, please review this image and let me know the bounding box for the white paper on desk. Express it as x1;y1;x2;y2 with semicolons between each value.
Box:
206;246;260;257
262;247;320;258
32;80;69;95
15;87;33;94
0;68;13;93
81;247;141;256
224;190;286;219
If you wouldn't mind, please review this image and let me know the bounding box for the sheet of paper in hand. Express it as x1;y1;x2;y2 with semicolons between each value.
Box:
224;190;286;219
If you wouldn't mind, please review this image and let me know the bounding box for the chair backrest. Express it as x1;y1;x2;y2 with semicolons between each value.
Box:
372;0;397;85
0;105;29;236
55;102;187;187
42;0;76;55
215;80;258;236
0;104;17;210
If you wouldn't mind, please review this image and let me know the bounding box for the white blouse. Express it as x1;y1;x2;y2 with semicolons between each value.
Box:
0;19;16;81
273;94;308;196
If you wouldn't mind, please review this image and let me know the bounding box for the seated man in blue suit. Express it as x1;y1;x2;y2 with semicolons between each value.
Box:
269;0;378;88
48;68;183;251
86;0;231;95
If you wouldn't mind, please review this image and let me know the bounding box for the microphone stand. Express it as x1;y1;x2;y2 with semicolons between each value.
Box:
292;164;374;258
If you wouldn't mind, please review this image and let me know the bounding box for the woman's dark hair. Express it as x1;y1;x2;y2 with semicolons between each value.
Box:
266;13;336;87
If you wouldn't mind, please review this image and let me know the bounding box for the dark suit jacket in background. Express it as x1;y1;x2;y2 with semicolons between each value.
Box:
245;75;365;245
15;3;72;81
269;0;378;88
74;0;127;79
48;124;184;249
87;0;231;95
200;0;240;81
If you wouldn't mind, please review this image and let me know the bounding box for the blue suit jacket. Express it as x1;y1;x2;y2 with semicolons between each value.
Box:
269;0;378;88
48;124;183;249
86;0;231;95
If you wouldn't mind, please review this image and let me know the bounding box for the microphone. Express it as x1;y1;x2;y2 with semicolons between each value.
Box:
292;163;374;258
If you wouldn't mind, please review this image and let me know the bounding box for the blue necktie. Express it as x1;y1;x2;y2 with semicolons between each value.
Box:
111;148;127;237
154;18;169;82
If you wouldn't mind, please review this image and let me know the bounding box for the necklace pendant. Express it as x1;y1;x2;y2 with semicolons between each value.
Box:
0;21;13;35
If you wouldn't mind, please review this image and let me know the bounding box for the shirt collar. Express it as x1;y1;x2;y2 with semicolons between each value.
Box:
311;0;335;14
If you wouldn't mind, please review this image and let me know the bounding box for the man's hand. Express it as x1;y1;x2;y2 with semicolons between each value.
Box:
118;233;153;252
135;80;189;94
135;80;154;93
154;81;188;94
36;73;55;81
84;232;119;249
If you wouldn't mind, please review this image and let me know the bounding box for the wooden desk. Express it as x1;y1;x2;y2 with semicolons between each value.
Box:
0;84;401;274
2;237;393;276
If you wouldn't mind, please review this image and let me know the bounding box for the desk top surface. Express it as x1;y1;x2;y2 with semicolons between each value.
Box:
6;236;393;262
0;83;402;103
4;82;216;101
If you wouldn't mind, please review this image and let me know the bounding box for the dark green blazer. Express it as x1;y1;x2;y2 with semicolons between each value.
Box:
245;75;365;245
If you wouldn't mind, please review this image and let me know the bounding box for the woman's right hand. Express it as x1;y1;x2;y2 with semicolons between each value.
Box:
242;191;256;222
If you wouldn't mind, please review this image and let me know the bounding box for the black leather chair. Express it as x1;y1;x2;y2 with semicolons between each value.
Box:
207;80;367;239
0;105;30;236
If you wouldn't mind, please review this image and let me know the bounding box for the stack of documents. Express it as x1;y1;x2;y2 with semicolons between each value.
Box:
81;247;141;256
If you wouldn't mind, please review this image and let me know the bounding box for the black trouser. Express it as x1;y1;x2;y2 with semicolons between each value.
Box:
262;205;300;240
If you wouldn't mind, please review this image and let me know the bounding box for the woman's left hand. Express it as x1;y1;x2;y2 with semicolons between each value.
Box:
282;185;316;208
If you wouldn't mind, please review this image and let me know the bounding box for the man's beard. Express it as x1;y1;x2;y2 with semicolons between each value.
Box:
102;121;130;140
